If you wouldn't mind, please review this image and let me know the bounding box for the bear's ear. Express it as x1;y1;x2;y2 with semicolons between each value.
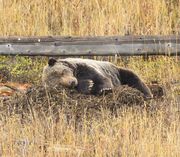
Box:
48;58;57;66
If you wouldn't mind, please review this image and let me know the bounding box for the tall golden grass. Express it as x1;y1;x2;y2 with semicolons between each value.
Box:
0;105;179;157
0;0;180;156
0;0;180;36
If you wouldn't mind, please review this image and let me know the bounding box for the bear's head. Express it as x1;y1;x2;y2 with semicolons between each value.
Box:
42;58;78;89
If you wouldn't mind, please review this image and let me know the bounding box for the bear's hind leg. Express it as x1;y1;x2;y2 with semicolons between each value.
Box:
119;68;153;99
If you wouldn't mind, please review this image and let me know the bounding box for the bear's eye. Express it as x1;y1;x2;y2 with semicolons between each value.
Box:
52;71;59;76
62;69;69;75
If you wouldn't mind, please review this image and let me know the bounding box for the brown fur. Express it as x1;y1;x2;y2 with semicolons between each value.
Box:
42;58;153;99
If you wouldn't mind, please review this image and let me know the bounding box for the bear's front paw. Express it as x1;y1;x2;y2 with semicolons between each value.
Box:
99;88;112;95
77;79;94;94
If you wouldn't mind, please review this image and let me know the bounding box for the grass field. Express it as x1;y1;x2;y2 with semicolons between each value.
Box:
0;0;180;156
0;0;180;36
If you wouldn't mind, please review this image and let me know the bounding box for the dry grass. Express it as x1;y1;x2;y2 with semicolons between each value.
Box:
0;0;180;157
0;0;180;36
0;92;179;157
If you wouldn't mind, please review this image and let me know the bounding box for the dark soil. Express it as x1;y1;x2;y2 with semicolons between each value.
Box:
0;86;144;119
0;84;165;123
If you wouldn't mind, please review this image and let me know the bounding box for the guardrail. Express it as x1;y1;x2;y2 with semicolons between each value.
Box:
0;35;179;56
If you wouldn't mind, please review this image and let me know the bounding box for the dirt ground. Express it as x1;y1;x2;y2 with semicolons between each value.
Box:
0;61;178;124
0;83;166;122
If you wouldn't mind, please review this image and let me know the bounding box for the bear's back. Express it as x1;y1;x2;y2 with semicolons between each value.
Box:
59;58;120;85
59;58;115;70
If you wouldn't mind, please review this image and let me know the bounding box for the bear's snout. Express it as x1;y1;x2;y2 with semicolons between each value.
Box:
70;80;77;88
59;76;78;88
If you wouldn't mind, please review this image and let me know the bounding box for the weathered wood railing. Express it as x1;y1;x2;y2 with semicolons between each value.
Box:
0;35;180;56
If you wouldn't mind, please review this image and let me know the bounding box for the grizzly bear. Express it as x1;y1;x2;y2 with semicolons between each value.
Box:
42;58;153;99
